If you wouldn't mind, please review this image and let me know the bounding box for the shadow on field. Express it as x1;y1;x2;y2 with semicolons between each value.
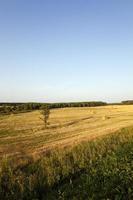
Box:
49;116;93;129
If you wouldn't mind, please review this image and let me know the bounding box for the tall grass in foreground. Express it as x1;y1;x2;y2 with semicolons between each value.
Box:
0;127;133;200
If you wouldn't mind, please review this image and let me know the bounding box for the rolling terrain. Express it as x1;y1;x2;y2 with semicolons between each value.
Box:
0;105;133;160
0;105;133;199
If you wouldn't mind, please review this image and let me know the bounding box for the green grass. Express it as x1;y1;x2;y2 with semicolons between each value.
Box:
49;136;133;199
0;127;133;199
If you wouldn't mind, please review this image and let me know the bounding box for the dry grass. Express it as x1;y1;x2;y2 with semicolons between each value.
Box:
0;105;133;159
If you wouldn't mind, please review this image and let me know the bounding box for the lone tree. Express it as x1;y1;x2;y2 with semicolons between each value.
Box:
40;105;50;128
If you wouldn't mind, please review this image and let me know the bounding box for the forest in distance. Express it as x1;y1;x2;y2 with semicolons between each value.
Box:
0;100;133;115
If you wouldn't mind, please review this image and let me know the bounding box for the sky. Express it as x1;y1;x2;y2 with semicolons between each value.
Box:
0;0;133;103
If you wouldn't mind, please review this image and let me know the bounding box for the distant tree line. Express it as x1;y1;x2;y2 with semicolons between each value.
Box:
2;100;133;115
0;101;107;115
121;100;133;105
50;101;107;108
0;103;43;115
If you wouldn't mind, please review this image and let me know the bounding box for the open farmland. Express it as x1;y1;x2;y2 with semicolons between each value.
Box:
0;105;133;159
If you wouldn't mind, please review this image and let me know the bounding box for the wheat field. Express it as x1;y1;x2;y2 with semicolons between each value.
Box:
0;105;133;159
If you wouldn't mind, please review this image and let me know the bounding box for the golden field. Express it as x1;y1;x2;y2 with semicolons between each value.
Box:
0;105;133;159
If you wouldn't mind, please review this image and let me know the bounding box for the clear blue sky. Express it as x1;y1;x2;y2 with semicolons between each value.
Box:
0;0;133;103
